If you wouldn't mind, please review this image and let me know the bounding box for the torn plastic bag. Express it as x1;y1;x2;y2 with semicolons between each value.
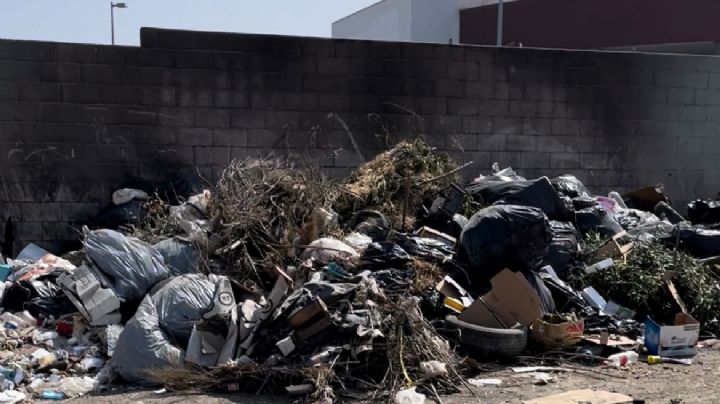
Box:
300;238;359;264
2;272;68;313
458;205;551;280
575;206;623;237
111;295;184;383
653;201;686;224
466;177;572;221
92;200;148;231
153;238;200;275
83;228;170;302
523;270;556;314
348;210;390;240
399;237;455;262
361;242;410;269
687;199;720;225
275;281;358;321
150;274;215;348
572;196;598;210
170;205;210;245
185;277;238;367
663;224;720;258
471;164;525;183
614;208;660;231
542;221;580;277
550;174;591;198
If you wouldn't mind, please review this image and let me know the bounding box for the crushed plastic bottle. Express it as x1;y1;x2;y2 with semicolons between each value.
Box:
647;355;693;365
40;390;65;400
606;351;639;368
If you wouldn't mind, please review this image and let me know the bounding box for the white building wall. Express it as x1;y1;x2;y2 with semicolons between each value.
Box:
332;0;413;42
410;0;461;44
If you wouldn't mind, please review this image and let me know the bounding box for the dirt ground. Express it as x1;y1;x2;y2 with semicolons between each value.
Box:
42;344;720;404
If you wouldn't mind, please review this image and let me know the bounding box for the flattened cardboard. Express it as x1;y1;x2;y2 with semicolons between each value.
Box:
645;312;700;357
459;269;542;328
524;389;633;404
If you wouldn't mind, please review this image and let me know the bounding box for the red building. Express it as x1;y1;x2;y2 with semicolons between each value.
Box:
460;0;720;54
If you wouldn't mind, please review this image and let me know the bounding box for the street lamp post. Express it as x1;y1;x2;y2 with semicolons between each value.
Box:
110;2;127;45
496;0;504;47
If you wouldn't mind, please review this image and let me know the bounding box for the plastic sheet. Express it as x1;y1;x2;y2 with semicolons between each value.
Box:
83;229;170;302
458;205;552;280
361;242;410;269
150;274;215;348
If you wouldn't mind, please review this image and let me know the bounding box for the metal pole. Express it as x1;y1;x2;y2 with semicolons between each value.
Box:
496;0;504;47
111;3;115;45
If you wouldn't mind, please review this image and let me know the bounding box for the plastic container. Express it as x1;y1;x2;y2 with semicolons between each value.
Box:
40;390;65;400
647;355;693;365
606;351;639;367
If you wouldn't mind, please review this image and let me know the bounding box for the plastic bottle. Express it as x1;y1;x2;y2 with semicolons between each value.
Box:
40;390;65;400
606;351;639;367
647;355;693;365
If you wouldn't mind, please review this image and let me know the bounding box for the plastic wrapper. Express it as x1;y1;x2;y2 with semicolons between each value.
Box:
361;242;410;269
83;229;170;302
300;238;359;263
458;205;552;281
153;238;200;275
399;236;455;261
150;274;216;348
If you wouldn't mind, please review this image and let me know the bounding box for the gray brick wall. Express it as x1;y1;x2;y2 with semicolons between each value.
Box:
2;28;720;251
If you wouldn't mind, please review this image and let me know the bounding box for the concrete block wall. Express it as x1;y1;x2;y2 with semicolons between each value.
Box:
2;27;720;251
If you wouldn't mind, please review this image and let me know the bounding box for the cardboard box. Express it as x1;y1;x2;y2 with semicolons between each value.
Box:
459;269;542;328
644;313;700;357
595;231;633;261
531;315;584;348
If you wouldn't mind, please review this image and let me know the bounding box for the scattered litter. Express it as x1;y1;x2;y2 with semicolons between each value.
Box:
395;386;426;404
467;378;502;386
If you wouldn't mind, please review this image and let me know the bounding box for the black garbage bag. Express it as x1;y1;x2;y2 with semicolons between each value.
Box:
687;199;720;225
662;224;720;258
153;238;200;275
458;205;552;280
92;200;148;231
653;201;686;224
349;210;390;240
417;213;468;239
399;236;455;261
84;228;171;302
361;242;410;269
550;174;591;198
466;177;572;221
572;196;598;210
575;206;623;237
542;221;580;276
523;270;556;314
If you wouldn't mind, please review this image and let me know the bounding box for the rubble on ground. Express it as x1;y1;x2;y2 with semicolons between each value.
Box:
1;138;719;402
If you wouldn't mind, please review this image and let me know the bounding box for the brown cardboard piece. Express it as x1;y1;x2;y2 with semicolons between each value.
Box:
583;334;637;348
531;315;584;348
663;271;688;314
287;297;328;329
459;269;542;328
435;276;473;308
524;389;633;404
595;231;634;260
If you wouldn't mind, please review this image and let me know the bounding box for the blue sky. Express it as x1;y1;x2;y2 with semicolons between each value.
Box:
0;0;378;45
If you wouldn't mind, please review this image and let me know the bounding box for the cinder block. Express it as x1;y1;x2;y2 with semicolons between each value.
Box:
448;62;477;80
492;117;522;135
579;152;608;170
551;119;580;135
462;117;492;134
213;129;247;147
447;99;477;116
22;203;62;221
466;82;493;98
247;129;286;147
0;81;18;100
551;152;580;169
62;202;101;221
177;128;213;146
195;109;229;128
194;146;230;166
446;134;477;151
476;134;507;150
506;135;536;152
656;70;707;89
435;79;465;97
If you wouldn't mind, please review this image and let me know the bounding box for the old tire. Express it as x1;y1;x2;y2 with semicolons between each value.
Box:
445;315;527;358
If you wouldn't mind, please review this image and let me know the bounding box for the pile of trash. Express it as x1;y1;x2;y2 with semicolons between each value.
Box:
2;138;720;403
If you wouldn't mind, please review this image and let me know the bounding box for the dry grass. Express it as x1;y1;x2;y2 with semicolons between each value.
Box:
333;139;459;229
